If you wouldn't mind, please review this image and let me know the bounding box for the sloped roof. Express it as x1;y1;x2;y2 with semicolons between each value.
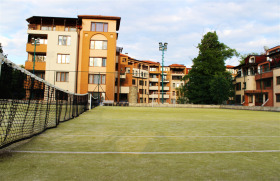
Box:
169;64;186;67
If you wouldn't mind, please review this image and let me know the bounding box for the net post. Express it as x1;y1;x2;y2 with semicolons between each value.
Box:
89;93;92;109
0;53;4;79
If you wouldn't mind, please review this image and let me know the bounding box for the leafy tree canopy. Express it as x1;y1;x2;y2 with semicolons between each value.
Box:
183;31;238;104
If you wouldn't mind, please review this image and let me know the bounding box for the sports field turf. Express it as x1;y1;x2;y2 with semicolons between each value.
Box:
0;107;279;180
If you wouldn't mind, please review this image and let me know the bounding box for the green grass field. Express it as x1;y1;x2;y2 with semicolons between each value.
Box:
0;107;279;181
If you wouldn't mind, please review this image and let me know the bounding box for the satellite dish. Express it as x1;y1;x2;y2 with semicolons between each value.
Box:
264;46;269;51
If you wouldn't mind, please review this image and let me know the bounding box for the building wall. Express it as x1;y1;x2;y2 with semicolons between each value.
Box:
273;68;280;107
77;18;117;101
27;29;78;93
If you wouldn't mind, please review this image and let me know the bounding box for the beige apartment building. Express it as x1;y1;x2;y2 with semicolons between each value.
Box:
26;16;79;93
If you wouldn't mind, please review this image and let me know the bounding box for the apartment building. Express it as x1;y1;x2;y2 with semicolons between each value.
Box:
26;16;79;93
77;15;121;102
233;45;280;107
25;15;189;104
25;15;121;101
116;53;188;104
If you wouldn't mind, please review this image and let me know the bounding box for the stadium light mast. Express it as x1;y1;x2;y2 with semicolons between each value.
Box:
32;37;40;74
159;42;168;104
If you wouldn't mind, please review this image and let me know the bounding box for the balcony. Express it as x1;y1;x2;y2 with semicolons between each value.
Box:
25;60;46;71
120;73;126;79
149;86;158;90
149;78;158;82
163;86;169;91
255;71;273;80
171;71;184;75
160;79;169;82
149;94;169;99
26;43;47;53
149;94;158;99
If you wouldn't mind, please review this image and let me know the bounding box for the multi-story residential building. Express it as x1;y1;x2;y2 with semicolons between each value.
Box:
77;15;121;102
233;46;280;107
26;16;79;93
25;15;121;101
116;53;189;104
25;15;189;104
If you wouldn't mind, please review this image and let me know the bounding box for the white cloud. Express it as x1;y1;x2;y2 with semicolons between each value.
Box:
0;0;279;67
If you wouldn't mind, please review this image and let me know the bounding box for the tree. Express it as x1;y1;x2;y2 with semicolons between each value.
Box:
181;31;238;104
0;43;7;58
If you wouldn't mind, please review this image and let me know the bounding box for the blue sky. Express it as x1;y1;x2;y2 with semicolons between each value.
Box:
0;0;279;67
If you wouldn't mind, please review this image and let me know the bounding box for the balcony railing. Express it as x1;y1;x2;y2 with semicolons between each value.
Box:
26;59;46;63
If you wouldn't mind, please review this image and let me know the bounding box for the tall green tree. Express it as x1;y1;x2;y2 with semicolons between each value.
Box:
183;31;238;104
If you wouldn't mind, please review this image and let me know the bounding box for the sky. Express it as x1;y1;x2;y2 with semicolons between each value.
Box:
0;0;279;68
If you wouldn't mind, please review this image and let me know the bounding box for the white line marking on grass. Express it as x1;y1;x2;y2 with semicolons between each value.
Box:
11;150;280;154
39;135;280;138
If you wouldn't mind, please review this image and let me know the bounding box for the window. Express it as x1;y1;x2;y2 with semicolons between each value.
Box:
126;68;130;73
277;77;280;85
90;40;107;50
35;72;45;80
276;94;280;102
173;83;175;88
249;95;253;103
89;74;106;84
39;39;48;44
58;35;71;46
176;83;180;87
65;27;76;32
56;72;69;82
57;54;70;64
139;80;143;86
243;82;246;90
236;83;241;90
34;54;46;62
89;58;106;67
264;79;271;88
41;26;54;31
173;91;175;96
249;57;255;63
91;22;108;32
132;79;136;85
150;67;157;71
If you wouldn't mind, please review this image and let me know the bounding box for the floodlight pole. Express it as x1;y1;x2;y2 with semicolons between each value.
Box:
159;42;167;104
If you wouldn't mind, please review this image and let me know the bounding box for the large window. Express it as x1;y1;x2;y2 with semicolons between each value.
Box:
89;58;106;67
89;74;106;84
57;54;70;64
90;40;107;50
58;35;71;46
56;72;69;82
91;22;108;32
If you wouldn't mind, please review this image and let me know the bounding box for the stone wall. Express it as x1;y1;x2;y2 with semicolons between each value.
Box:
128;86;137;103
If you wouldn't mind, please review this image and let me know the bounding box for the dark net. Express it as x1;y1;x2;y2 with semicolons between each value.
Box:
0;58;88;149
